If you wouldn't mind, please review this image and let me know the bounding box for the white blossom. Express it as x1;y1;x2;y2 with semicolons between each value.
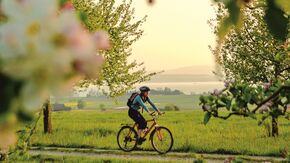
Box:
0;0;109;109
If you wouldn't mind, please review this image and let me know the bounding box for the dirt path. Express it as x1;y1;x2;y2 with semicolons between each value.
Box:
29;146;286;163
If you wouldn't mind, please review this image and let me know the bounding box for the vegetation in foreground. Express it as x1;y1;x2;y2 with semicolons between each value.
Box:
15;154;185;163
30;110;290;156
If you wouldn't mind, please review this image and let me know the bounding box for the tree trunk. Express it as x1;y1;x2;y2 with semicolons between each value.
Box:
271;117;278;137
43;99;52;134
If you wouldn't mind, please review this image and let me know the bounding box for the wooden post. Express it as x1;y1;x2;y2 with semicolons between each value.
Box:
43;99;52;134
271;116;278;137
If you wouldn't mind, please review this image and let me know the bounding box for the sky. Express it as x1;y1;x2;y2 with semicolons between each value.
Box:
126;0;217;71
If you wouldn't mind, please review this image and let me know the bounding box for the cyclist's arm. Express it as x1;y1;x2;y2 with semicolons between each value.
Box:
135;96;150;113
147;97;159;112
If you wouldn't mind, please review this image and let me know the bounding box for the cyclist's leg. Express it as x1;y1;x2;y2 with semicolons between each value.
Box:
128;109;146;138
136;112;147;139
136;112;147;129
128;109;142;129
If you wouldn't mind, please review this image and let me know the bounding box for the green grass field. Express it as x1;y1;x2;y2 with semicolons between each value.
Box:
30;110;290;156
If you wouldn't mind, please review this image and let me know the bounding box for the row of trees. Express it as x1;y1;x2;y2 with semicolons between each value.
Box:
149;87;184;95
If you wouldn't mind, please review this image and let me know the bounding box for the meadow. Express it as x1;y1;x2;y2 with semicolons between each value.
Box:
30;110;290;157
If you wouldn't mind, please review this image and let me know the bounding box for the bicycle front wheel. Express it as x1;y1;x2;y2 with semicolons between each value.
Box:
150;126;173;154
117;126;137;152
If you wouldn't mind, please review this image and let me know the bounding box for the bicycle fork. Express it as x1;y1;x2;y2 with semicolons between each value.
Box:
155;126;164;141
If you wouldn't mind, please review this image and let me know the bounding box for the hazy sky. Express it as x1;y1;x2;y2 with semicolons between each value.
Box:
126;0;217;71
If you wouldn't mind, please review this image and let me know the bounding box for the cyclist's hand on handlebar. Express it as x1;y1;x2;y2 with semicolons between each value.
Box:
150;111;159;116
149;111;164;116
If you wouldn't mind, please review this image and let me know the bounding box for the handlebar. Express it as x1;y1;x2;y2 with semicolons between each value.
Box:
150;111;165;117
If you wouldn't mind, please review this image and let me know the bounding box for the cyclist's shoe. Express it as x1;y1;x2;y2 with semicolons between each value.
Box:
136;137;146;145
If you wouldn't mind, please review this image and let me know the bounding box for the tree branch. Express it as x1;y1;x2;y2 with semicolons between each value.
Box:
212;112;248;120
252;86;290;113
279;66;290;74
243;23;278;63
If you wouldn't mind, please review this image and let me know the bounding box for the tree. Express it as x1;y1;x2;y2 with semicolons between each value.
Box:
213;7;290;83
72;0;156;97
77;100;85;109
150;88;184;95
86;88;100;97
211;0;289;42
200;3;290;137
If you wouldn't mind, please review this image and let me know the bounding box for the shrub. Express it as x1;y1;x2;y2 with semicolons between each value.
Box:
99;104;106;111
77;100;85;109
163;104;180;111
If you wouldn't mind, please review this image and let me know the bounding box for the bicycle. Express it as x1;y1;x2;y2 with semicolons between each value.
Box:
117;111;173;154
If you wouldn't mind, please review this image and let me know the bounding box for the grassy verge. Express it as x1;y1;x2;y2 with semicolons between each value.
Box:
16;154;186;163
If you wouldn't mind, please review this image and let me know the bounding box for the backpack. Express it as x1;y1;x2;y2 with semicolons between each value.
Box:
127;92;139;108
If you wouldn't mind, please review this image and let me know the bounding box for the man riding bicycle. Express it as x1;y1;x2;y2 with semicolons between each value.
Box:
128;86;162;144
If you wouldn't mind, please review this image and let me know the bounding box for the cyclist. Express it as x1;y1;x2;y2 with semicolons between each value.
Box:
128;86;162;144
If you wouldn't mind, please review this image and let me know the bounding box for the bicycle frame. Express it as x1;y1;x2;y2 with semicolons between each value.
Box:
127;116;162;140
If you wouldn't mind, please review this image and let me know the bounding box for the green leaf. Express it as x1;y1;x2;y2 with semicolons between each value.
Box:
285;113;289;120
227;0;241;25
248;113;257;120
221;96;232;110
258;120;263;126
58;0;69;7
274;52;287;62
199;95;206;104
275;0;290;14
217;98;227;107
225;100;232;110
216;0;243;40
264;0;288;41
78;11;88;24
17;109;34;122
203;112;212;125
231;103;238;111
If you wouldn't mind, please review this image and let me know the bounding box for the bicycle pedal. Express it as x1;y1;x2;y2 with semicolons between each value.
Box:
137;137;146;145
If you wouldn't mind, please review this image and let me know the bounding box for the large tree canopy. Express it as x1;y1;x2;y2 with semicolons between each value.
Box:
212;6;290;83
73;0;155;97
212;0;289;42
201;3;290;137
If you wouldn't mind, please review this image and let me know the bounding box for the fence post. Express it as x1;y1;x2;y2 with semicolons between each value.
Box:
43;99;52;134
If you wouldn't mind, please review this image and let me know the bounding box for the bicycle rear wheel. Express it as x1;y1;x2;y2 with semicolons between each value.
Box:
150;126;173;154
117;126;137;152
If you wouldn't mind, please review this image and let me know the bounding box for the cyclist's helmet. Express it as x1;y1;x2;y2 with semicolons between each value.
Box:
139;86;150;92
